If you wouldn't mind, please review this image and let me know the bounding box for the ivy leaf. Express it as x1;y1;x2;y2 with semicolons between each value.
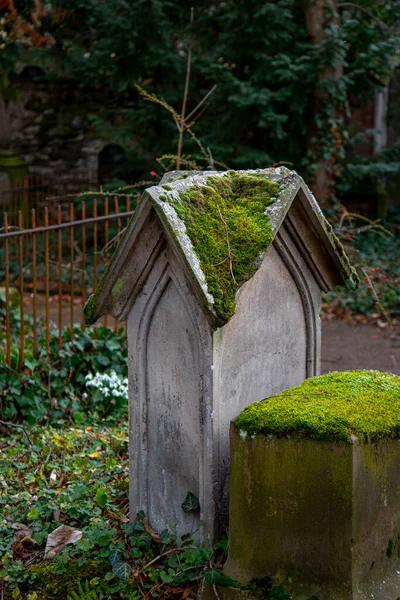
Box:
95;487;107;508
181;491;199;513
204;569;238;587
167;554;179;569
160;569;175;583
109;548;131;581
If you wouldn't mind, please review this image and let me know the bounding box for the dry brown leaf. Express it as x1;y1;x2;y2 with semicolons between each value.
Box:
44;525;83;560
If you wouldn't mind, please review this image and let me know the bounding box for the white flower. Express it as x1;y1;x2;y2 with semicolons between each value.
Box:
84;371;128;402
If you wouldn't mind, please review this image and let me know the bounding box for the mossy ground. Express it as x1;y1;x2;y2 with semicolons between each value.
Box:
171;171;279;325
27;559;107;597
236;370;400;443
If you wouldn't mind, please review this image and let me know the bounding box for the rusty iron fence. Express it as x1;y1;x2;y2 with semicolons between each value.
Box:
0;173;99;226
0;192;138;366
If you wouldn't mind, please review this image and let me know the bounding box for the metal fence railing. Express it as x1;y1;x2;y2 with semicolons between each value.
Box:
0;173;99;226
0;192;138;365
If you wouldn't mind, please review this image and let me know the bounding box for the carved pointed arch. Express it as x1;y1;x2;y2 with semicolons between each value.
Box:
273;227;319;378
128;236;214;542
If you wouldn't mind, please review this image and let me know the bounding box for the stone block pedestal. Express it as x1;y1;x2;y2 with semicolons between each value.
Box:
225;424;400;600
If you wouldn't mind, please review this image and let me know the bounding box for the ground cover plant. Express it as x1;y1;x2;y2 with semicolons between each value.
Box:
0;298;128;425
0;423;319;600
325;207;400;319
0;423;230;599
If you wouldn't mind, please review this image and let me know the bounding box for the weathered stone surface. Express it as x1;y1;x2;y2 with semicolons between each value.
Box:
6;77;126;189
225;424;400;600
85;168;356;544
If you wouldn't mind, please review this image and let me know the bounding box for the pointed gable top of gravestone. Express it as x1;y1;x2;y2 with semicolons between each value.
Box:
84;168;359;328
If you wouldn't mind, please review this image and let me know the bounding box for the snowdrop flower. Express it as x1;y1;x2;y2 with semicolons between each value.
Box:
85;370;129;401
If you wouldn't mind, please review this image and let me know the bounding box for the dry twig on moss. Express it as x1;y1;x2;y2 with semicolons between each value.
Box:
216;204;238;286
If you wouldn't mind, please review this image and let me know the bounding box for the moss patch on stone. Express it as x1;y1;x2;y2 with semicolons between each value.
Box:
27;559;107;596
170;171;279;325
236;370;400;443
320;216;360;290
112;277;123;297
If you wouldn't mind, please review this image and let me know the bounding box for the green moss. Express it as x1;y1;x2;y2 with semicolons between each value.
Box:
170;171;279;325
27;559;107;595
112;277;123;297
236;370;400;443
162;183;173;190
317;213;360;290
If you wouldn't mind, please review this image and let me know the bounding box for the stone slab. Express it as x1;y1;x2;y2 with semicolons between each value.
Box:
225;424;400;600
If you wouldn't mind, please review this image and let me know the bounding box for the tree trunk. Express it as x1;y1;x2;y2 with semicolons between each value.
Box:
0;92;11;150
304;0;343;204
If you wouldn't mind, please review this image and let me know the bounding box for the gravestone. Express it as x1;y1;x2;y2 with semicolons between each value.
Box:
225;370;400;600
84;168;358;543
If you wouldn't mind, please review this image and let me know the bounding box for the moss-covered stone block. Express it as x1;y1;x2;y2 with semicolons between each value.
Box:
225;371;400;600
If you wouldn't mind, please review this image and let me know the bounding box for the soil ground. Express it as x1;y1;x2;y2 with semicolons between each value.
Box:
321;318;400;375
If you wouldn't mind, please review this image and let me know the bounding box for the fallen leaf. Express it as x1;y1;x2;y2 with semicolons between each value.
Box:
44;525;83;560
12;523;33;542
144;522;159;538
377;319;388;328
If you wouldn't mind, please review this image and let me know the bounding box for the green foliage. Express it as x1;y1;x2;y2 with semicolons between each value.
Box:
171;171;278;325
109;548;131;582
4;0;398;191
243;577;318;600
324;208;400;316
67;580;100;600
236;370;400;443
0;424;234;598
0;300;128;424
181;491;199;513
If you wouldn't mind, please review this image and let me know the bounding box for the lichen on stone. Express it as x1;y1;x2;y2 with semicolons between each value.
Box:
236;370;400;443
112;278;123;297
168;170;279;326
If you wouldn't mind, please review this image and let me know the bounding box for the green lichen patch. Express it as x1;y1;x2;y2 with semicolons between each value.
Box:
236;370;400;443
170;171;279;325
112;277;123;297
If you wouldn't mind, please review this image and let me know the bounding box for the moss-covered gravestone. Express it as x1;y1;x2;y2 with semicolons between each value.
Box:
84;168;357;543
226;370;400;600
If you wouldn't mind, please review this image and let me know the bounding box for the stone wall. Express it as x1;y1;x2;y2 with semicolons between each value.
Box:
8;75;124;191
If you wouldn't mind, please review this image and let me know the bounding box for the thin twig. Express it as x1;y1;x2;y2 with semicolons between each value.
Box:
187;128;210;164
216;204;238;285
0;420;32;444
207;147;216;170
184;85;217;124
142;546;196;571
213;584;222;600
177;7;194;170
101;228;127;259
361;267;391;327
